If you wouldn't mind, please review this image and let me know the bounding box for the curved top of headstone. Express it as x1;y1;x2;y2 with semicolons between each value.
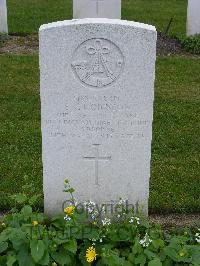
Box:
39;18;156;33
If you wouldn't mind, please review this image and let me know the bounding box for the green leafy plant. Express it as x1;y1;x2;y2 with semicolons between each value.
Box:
9;175;42;212
0;180;200;265
180;34;200;54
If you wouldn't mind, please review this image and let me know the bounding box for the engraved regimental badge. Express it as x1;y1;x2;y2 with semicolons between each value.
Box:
72;38;124;88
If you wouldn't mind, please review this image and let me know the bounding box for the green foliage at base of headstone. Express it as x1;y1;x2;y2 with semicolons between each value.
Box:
180;35;200;55
0;180;200;266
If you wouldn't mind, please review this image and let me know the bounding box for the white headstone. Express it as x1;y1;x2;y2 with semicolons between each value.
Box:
73;0;121;19
187;0;200;36
39;18;157;216
0;0;8;33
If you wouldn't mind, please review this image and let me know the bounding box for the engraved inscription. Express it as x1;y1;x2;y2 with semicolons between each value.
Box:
83;144;111;185
72;39;124;88
45;95;149;141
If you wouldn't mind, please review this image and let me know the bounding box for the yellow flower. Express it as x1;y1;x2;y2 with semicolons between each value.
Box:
52;263;57;266
64;206;75;216
32;220;39;226
1;223;6;227
179;250;185;257
86;246;97;263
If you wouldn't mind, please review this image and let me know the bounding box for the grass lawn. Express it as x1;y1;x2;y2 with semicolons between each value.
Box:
7;0;187;37
151;56;200;213
0;55;42;209
0;54;199;213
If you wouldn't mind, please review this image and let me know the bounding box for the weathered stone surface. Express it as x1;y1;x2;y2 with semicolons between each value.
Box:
187;0;200;36
73;0;121;19
0;0;8;33
39;18;157;216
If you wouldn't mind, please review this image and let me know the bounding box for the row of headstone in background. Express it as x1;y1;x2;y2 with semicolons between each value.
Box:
0;0;8;33
73;0;121;19
40;17;157;216
73;0;200;37
1;0;200;36
187;0;200;36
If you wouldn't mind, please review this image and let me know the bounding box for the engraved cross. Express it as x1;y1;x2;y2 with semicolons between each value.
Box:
83;144;111;185
91;0;104;15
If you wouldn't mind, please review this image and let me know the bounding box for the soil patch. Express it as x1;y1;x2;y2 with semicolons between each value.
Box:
0;32;198;57
157;32;183;56
150;213;200;228
0;34;38;55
